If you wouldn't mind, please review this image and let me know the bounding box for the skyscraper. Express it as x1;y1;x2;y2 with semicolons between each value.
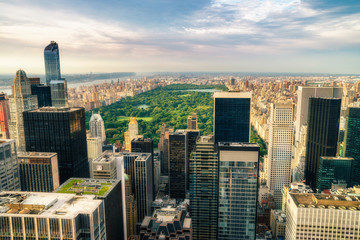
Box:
125;117;140;151
87;137;103;161
158;123;173;176
344;106;360;186
305;97;341;191
23;107;89;183
0;139;20;191
44;41;61;85
168;131;187;199
8;70;38;151
89;111;106;144
189;135;218;240
50;79;68;107
18;152;59;192
185;129;200;190
187;113;198;130
0;93;10;139
295;87;342;142
214;91;251;144
217;142;259;240
30;83;52;107
267;102;294;208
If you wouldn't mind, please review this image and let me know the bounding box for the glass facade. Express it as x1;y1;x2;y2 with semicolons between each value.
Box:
189;136;218;240
214;93;251;144
305;98;341;190
44;41;61;85
345;107;360;186
0;140;20;192
169;132;186;199
218;143;259;240
31;84;52;107
23;108;89;184
317;156;353;191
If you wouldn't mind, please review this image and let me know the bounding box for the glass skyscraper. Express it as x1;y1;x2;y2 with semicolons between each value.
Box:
217;142;259;240
305;97;341;191
344;106;360;186
214;92;251;144
189;135;218;240
44;41;61;85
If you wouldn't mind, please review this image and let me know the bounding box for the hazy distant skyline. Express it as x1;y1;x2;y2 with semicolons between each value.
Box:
0;0;359;74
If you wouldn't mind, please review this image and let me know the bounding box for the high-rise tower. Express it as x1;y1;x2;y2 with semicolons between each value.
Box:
267;102;294;208
44;41;61;85
305;97;341;191
89;111;106;144
214;91;251;144
187;113;198;130
0;93;10;139
9;70;38;151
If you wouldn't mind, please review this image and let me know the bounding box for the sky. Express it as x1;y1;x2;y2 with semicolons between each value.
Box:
0;0;359;74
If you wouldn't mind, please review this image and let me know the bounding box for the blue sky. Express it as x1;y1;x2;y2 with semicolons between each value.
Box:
0;0;359;74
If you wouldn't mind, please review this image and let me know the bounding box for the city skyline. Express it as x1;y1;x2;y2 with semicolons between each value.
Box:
0;0;359;74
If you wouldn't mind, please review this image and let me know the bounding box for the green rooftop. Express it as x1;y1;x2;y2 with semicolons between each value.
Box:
56;178;117;197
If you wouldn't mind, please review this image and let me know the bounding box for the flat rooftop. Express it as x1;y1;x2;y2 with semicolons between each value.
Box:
56;178;119;197
214;91;251;99
218;142;259;148
320;156;354;161
0;191;101;218
29;107;82;112
290;193;360;210
18;152;57;158
153;207;181;223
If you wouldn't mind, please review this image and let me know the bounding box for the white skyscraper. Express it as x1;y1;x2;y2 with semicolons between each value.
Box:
89;111;106;144
267;102;294;208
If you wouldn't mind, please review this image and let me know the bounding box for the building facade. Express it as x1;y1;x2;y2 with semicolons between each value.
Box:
189;136;218;240
217;142;259;240
125;117;139;151
267;103;294;208
50;79;68;107
187;113;197;130
158;124;173;176
44;41;61;85
305;98;341;191
9;70;38;151
30;84;52;107
344;106;360;186
89;112;106;144
0;139;20;191
87;137;103;161
214;92;251;144
23;107;89;184
18;152;59;192
91;151;117;179
0;93;10;139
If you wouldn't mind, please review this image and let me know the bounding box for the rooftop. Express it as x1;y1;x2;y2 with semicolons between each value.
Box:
29;107;82;113
56;178;119;197
320;156;354;161
218;142;260;148
18;152;57;158
0;191;101;218
214;91;251;99
290;193;360;210
153;207;181;223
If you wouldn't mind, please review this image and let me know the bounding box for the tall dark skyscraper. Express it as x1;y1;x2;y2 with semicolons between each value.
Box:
168;131;186;199
44;41;61;85
189;135;218;240
214;92;251;144
185;129;200;190
23;107;89;183
305;97;341;191
30;84;52;107
158;123;173;176
344;106;360;186
131;137;155;199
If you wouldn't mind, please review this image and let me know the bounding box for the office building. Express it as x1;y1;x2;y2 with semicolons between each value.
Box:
125;117;139;151
134;154;153;227
9;70;38;151
285;193;360;240
0;191;106;240
89;111;106;144
295;87;342;142
158;123;173;176
30;83;52;107
317;156;353;192
270;210;286;240
217;142;259;240
50;79;68;107
267;102;294;208
189;135;218;240
305;98;341;191
169;131;187;199
140;207;192;240
44;41;61;85
57;178;126;240
91;151;117;179
28;77;40;85
0;139;20;191
87;137;103;161
185;129;200;190
214;91;251;143
0;93;10;139
131;137;155;198
23;107;89;184
187;113;198;130
344;106;360;186
18;152;59;192
125;174;138;238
